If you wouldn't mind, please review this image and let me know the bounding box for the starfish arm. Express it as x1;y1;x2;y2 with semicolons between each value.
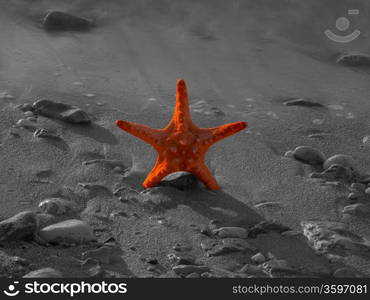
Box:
142;160;172;188
205;121;247;146
115;120;163;148
191;164;220;190
171;80;193;131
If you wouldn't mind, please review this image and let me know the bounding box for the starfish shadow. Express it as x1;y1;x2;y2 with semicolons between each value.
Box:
181;189;264;228
53;120;119;145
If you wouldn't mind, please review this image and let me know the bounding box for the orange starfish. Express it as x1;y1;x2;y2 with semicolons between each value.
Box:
115;80;247;190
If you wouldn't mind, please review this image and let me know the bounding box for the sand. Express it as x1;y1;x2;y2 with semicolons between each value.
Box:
1;0;370;277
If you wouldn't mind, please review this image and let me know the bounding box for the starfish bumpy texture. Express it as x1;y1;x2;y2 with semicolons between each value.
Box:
115;80;247;190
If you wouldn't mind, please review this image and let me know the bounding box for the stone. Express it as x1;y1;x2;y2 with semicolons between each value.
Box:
301;220;370;256
38;198;77;215
342;204;370;217
32;99;91;124
43;11;93;31
291;146;325;166
365;187;370;195
283;98;324;108
159;172;199;190
83;159;125;169
251;252;266;264
39;219;95;244
323;155;357;172
349;183;366;192
247;221;291;238
0;211;37;242
17;103;33;112
82;243;123;264
202;238;257;256
336;51;370;67
15;119;38;129
36;213;57;229
213;227;248;239
186;272;201;278
33;128;58;139
172;265;210;276
167;253;196;265
311;164;356;183
262;259;301;277
86;265;105;277
239;264;267;277
23;268;62;278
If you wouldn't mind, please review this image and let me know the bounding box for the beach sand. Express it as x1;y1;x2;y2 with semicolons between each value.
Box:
1;0;370;277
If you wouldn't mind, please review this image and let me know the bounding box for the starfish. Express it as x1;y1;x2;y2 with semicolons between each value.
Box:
115;80;247;190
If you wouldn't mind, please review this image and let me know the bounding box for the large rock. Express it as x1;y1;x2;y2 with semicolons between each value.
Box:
39;219;95;244
43;11;93;31
32;99;91;124
0;211;37;242
23;268;62;278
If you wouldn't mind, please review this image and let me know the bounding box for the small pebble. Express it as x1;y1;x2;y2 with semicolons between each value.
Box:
291;146;325;166
251;253;266;264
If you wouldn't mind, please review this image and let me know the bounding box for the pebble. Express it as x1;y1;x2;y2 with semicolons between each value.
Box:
311;164;356;183
336;51;370;66
239;264;266;277
363;136;370;147
251;252;266;264
36;213;58;229
86;265;105;277
39;219;95;244
43;11;93;31
23;268;63;278
24;111;34;117
283;98;324;108
350;183;366;192
213;227;248;239
33;128;58;139
172;265;210;276
32;99;91;124
83;159;125;169
167;253;196;265
202;238;257;256
82;243;124;264
159;172;198;190
365;187;370;195
17;103;32;112
0;91;14;99
301;221;370;256
0;211;37;242
323;154;357;171
38;198;78;215
247;221;291;238
262;259;300;277
291;146;325;166
15;119;38;129
342;203;370;217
